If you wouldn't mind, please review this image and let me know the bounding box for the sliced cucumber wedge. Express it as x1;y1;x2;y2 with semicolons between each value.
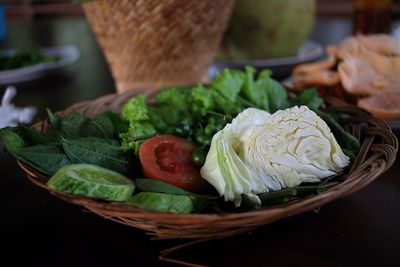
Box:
47;164;135;201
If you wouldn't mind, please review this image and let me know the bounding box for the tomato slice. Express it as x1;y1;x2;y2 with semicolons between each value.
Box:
139;135;209;193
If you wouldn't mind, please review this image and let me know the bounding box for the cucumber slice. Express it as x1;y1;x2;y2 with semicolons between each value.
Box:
47;164;135;201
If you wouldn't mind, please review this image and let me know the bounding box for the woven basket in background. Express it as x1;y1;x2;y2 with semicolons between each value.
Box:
82;0;234;93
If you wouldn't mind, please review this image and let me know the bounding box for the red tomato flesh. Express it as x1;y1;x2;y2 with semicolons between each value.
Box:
139;135;209;193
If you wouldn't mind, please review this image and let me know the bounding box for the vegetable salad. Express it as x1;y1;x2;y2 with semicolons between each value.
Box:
0;67;360;213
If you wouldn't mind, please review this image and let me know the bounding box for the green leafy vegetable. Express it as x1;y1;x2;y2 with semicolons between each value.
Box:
124;192;198;214
82;113;114;139
60;113;86;138
264;73;290;112
135;178;189;195
61;137;130;175
15;144;71;175
241;67;270;111
0;127;29;157
291;88;323;110
0;48;59;71
315;110;360;158
120;96;157;152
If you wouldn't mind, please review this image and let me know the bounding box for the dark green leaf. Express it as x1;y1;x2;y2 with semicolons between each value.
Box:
61;113;87;138
46;108;60;129
82;113;114;139
124;192;197;214
0;127;27;157
19;125;51;145
135;178;217;200
136;178;189;196
61;137;130;175
102;111;129;136
292;88;323;110
258;188;298;206
16;144;70;175
315;110;360;158
149;105;183;127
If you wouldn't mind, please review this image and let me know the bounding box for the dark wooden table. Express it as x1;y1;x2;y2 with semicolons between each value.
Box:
1;16;399;267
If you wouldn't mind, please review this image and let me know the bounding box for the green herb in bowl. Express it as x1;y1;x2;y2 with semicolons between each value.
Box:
0;48;59;71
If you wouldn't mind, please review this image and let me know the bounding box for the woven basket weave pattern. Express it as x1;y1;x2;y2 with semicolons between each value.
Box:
20;89;398;241
83;0;234;93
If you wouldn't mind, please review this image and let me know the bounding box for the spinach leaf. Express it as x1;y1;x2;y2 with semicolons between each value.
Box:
61;137;130;175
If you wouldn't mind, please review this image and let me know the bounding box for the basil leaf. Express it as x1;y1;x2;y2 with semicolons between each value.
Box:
46;108;60;129
102;111;129;137
16;144;70;175
19;125;51;145
0;127;27;158
61;113;87;138
82;113;114;139
1;125;51;151
61;137;130;175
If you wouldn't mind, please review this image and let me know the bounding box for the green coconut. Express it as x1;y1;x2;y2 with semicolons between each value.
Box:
222;0;316;59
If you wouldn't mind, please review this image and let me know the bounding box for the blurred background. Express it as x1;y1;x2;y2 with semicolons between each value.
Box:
1;0;400;114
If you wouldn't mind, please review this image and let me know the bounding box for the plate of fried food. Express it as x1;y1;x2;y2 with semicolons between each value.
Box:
286;34;400;128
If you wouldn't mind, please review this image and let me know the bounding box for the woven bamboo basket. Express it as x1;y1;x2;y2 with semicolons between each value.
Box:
82;0;234;94
18;89;398;265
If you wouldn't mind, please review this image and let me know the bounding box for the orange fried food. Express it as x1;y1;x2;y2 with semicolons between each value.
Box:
337;34;400;59
291;69;340;89
358;92;400;120
338;46;400;95
290;33;400;120
293;46;338;76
